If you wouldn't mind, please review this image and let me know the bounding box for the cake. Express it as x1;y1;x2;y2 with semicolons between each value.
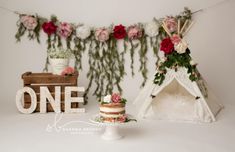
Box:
99;93;127;123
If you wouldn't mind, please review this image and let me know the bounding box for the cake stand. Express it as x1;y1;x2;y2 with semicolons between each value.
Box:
90;114;136;140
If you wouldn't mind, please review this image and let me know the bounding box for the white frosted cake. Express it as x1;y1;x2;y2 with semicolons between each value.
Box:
99;93;127;122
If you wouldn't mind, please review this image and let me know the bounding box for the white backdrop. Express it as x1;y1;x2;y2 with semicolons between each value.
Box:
0;0;235;107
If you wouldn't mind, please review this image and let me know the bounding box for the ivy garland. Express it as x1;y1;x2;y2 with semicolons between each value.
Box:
154;49;208;98
154;49;199;85
83;35;126;102
15;8;194;102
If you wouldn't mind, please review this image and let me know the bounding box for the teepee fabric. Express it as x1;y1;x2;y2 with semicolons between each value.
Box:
133;67;223;123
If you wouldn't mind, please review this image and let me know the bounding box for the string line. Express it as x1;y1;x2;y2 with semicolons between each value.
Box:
0;0;230;16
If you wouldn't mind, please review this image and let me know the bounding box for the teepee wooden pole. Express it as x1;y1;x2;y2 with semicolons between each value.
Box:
162;21;172;37
180;19;189;34
183;21;195;37
177;19;180;35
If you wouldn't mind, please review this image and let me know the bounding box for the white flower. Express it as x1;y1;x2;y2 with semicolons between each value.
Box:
175;39;188;54
190;60;197;66
103;95;111;103
144;21;159;37
76;25;91;40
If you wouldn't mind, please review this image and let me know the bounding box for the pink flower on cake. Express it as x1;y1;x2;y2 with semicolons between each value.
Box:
127;25;142;40
118;115;127;123
57;22;73;38
61;67;75;76
20;15;38;30
111;93;121;103
171;34;181;45
164;16;177;33
95;28;110;42
110;118;115;122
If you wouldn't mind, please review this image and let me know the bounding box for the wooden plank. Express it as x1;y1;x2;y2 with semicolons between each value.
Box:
24;102;79;112
22;71;78;85
23;76;77;85
25;84;78;93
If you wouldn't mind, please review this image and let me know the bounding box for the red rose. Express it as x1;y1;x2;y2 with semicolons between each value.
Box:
113;24;126;39
160;38;174;54
42;21;57;35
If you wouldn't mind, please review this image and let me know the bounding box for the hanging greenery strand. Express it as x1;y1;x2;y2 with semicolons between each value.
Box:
139;35;148;86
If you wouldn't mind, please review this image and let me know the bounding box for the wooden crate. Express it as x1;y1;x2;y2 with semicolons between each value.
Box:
22;71;79;112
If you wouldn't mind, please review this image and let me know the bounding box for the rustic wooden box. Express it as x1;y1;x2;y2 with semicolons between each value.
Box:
22;71;79;112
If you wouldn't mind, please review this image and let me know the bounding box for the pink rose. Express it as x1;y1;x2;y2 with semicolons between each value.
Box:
171;34;181;45
61;67;75;76
57;22;73;38
118;115;127;123
20;15;38;30
111;93;121;103
164;16;177;33
127;25;142;40
95;28;110;42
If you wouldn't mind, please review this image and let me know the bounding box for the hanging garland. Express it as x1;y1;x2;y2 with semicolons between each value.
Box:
15;7;193;101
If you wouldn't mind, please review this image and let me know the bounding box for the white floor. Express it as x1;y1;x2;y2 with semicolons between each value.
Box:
0;99;234;152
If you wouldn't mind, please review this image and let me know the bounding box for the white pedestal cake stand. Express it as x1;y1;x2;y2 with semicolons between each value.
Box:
90;114;135;141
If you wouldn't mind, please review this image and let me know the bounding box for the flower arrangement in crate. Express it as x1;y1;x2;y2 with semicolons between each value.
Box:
47;47;74;75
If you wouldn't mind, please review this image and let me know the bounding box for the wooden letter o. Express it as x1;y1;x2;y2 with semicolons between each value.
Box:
16;87;37;114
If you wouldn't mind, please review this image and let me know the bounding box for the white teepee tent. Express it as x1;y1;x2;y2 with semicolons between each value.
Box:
133;67;223;123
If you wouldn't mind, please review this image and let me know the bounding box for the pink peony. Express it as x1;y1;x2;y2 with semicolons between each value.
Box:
171;34;181;45
95;28;110;42
20;15;38;30
127;25;142;40
164;16;177;33
57;22;73;38
111;93;121;103
61;67;75;76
